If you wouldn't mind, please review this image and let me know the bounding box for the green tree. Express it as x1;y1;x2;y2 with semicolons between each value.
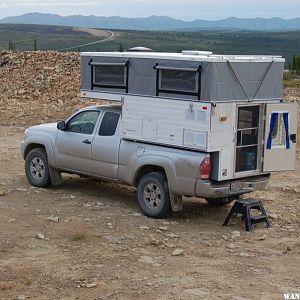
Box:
33;39;37;51
296;55;300;75
292;54;296;74
8;41;16;51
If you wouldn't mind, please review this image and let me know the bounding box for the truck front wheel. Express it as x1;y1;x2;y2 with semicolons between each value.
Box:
25;148;51;187
137;172;172;219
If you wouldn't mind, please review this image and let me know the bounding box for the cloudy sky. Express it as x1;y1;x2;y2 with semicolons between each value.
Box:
0;0;299;20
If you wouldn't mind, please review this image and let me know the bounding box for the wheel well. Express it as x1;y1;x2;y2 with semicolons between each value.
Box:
24;143;46;159
134;165;167;186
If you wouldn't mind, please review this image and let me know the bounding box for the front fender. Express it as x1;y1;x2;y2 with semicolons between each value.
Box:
21;135;55;167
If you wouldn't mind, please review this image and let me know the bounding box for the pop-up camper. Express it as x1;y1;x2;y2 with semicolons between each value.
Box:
80;51;297;181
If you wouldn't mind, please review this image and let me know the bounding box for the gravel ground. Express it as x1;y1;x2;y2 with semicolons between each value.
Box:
0;125;299;300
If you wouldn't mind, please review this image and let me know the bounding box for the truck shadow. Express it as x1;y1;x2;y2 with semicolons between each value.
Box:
50;175;231;222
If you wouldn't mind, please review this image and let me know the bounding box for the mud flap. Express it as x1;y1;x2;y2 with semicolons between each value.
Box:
169;190;183;212
49;166;62;186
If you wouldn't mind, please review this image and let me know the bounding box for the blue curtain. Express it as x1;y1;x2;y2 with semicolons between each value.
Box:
283;112;290;149
267;113;278;149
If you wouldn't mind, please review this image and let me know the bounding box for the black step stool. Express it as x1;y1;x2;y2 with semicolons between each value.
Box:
223;199;271;232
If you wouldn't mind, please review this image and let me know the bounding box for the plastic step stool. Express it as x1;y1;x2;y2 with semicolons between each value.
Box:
223;199;271;231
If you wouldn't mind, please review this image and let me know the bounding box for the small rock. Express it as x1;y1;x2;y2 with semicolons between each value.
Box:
164;233;179;238
46;215;59;223
8;219;16;223
185;288;209;297
36;233;45;240
258;235;266;241
0;190;6;196
268;213;278;219
231;231;240;237
139;225;150;230
239;252;250;257
203;241;212;247
292;187;300;193
150;239;163;246
172;249;184;256
221;234;228;240
158;226;168;231
86;283;98;288
287;246;292;251
162;221;170;225
130;212;142;217
17;295;26;300
227;243;236;249
18;89;26;95
282;186;291;192
138;255;161;267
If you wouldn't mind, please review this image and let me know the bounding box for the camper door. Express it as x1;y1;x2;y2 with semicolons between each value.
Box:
263;103;298;172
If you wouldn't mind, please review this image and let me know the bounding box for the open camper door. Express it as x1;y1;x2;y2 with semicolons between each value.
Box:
263;103;298;172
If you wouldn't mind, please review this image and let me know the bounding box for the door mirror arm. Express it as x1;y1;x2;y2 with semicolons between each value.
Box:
57;121;66;131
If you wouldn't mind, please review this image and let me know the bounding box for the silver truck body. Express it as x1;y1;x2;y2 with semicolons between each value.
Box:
21;105;269;205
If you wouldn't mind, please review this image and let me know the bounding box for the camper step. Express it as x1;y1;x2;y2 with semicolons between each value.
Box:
223;199;271;231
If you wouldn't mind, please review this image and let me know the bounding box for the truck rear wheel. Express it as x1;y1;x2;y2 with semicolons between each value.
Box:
137;172;172;219
25;148;51;187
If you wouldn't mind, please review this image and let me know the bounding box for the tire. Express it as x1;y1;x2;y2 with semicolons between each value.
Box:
205;197;235;206
25;148;51;187
137;172;172;219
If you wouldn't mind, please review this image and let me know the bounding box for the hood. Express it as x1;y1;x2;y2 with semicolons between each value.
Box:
26;122;58;136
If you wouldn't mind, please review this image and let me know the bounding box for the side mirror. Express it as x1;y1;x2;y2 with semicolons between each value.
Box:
57;121;66;131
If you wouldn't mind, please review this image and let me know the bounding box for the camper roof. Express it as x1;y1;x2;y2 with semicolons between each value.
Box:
81;51;285;63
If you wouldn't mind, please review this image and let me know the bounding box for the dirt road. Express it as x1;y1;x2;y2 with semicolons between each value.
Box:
58;29;116;51
0;125;299;300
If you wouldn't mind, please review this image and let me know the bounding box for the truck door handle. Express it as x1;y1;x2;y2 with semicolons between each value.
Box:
83;139;92;145
290;134;297;143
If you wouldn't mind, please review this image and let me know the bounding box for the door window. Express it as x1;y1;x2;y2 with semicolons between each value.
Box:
235;106;260;173
99;112;120;136
267;112;290;149
66;111;100;135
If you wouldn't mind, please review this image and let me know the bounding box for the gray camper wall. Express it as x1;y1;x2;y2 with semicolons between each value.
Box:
201;61;284;101
81;55;284;102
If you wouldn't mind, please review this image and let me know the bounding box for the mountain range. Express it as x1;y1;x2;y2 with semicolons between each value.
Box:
1;13;300;31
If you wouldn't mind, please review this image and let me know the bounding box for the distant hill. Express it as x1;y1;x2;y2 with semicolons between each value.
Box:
1;13;300;31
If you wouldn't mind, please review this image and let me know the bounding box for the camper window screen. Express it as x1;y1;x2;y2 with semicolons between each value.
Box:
94;65;126;87
160;69;198;94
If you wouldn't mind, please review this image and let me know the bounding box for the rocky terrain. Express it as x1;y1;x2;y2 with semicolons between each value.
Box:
0;51;299;300
0;51;102;127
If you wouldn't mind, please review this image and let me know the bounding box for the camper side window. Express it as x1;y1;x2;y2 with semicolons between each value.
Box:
94;65;126;86
160;69;198;93
155;66;201;98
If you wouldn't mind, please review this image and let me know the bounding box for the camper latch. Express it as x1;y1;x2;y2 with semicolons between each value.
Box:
189;103;194;112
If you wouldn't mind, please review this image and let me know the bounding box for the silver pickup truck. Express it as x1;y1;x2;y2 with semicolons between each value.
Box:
21;105;270;218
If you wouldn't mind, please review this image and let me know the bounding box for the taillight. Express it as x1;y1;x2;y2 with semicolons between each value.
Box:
200;157;211;180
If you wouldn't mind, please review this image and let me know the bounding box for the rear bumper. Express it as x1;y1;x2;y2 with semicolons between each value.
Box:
195;174;270;199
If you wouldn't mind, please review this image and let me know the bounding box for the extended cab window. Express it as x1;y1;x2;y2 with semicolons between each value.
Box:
99;112;120;136
66;111;100;135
